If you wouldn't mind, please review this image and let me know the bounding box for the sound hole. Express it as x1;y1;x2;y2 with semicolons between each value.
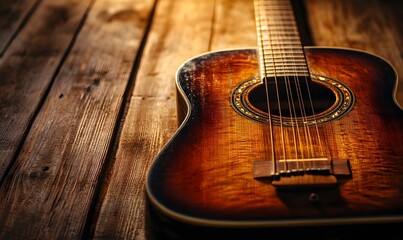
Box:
230;75;355;126
247;76;336;117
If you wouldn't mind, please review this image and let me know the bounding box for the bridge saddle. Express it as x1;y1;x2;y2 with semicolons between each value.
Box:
253;158;351;190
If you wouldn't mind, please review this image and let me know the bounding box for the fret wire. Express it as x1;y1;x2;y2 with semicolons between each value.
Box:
263;64;308;68
262;60;308;64
255;4;307;76
262;43;302;46
263;64;308;67
261;58;306;62
261;62;306;64
262;46;303;49
262;53;305;57
254;0;307;66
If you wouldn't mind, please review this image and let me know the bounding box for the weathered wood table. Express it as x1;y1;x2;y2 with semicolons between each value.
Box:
0;0;402;239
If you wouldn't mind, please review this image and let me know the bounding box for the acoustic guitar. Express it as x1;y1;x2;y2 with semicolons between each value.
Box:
146;0;403;238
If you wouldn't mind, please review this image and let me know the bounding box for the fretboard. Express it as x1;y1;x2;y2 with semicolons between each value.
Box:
254;0;309;78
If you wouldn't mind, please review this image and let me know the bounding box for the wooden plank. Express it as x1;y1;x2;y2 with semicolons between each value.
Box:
304;0;403;108
209;0;256;50
0;0;92;180
92;0;219;239
0;0;39;56
0;0;155;239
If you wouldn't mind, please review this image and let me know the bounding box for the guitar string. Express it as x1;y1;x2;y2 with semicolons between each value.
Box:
259;0;288;172
257;0;296;174
302;74;326;158
286;0;325;163
278;0;311;168
254;0;277;174
273;0;303;170
278;0;316;166
283;0;313;170
261;0;301;172
266;0;298;171
271;0;318;165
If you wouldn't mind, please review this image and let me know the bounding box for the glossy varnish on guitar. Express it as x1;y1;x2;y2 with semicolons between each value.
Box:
147;47;403;225
146;0;403;229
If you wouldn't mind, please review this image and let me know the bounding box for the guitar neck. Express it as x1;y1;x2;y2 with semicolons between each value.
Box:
254;0;309;78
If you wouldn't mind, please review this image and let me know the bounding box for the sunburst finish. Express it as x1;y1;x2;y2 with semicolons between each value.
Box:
146;47;403;226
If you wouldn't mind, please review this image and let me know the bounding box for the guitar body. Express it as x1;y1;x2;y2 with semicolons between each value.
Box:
146;48;403;238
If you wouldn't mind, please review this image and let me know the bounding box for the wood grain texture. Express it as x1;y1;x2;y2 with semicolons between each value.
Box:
0;0;39;55
147;48;403;222
209;0;256;50
0;0;92;179
0;0;152;238
92;0;214;238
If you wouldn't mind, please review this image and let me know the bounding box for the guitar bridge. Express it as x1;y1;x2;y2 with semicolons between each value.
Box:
253;158;351;190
